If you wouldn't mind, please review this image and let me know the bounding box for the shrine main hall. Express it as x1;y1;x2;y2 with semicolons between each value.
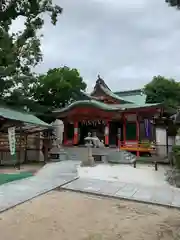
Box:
53;77;162;156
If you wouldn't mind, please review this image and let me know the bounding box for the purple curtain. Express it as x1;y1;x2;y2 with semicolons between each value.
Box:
144;119;151;138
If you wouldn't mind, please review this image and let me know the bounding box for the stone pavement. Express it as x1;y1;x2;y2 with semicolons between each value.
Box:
0;161;80;213
62;178;180;208
1;160;180;212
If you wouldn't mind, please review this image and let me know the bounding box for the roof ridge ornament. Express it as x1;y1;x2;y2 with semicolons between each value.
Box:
96;74;110;90
96;74;103;84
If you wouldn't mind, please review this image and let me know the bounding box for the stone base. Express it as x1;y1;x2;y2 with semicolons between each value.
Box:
50;152;68;162
59;152;68;161
81;156;95;167
49;147;68;162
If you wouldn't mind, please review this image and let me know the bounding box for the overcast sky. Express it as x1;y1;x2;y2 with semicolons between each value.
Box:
12;0;180;92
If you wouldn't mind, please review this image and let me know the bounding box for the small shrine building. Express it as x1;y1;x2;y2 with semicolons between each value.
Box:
53;76;162;156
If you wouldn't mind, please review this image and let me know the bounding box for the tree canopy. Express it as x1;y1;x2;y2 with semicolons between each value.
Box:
31;67;87;111
166;0;180;8
144;75;180;110
0;0;62;100
0;2;88;122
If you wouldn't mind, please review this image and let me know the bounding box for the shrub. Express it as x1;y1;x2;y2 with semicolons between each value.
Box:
140;140;151;148
172;145;180;169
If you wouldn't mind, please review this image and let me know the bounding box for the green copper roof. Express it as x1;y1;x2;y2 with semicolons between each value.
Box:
109;103;160;109
56;78;160;116
114;89;146;105
53;100;161;114
122;94;146;105
91;80;145;105
0;106;50;127
100;85;134;104
53;100;118;113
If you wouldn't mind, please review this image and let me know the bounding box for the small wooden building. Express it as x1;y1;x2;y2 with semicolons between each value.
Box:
0;104;51;165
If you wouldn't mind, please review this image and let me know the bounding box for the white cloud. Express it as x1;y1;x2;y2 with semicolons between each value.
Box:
12;0;180;92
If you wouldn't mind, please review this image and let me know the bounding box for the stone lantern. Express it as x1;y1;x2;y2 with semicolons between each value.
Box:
49;119;67;161
81;134;95;166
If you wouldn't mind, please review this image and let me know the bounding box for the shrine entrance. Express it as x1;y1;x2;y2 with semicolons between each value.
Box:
55;77;162;154
78;120;105;145
109;121;123;147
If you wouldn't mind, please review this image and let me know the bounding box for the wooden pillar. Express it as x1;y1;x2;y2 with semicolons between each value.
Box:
42;130;49;164
105;121;109;146
44;137;49;164
63;121;67;145
123;114;126;146
18;126;22;170
24;133;28;163
136;114;140;157
73;121;78;145
118;127;121;149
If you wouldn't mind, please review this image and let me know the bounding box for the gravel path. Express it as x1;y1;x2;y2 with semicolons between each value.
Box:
0;191;180;240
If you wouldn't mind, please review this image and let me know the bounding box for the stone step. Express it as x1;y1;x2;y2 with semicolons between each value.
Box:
63;147;136;164
107;150;136;164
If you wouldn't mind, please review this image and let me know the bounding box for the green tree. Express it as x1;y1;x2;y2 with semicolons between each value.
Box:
144;76;180;109
166;0;180;8
0;0;62;100
31;66;87;111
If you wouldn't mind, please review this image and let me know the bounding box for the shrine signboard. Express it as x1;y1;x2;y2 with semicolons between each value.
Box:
8;127;16;161
81;120;106;126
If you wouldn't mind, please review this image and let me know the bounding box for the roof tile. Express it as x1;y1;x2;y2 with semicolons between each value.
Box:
0;106;50;127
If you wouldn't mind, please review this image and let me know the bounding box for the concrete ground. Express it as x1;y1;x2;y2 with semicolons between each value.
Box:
0;191;180;240
0;161;180;212
0;163;43;174
0;161;79;212
77;163;170;187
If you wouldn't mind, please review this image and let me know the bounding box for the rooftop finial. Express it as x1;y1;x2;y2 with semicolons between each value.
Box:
95;74;110;90
96;74;103;84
